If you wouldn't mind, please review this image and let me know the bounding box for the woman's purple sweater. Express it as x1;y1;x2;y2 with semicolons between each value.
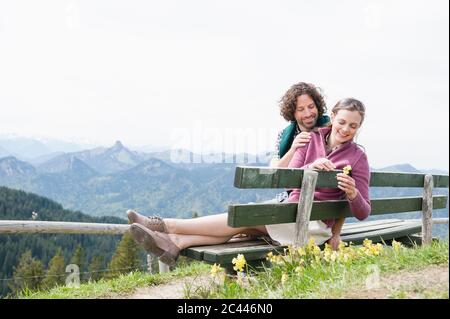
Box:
287;126;371;228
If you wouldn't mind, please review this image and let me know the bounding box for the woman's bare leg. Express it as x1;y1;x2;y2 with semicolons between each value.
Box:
164;213;267;237
168;234;233;250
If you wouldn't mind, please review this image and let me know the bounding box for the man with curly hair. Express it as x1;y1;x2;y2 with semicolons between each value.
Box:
270;82;330;168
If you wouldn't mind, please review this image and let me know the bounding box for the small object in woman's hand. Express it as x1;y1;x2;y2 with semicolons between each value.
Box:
342;165;352;176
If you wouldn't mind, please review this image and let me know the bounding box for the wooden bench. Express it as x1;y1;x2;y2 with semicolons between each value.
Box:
181;167;449;271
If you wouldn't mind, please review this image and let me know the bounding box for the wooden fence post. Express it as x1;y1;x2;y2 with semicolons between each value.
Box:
422;174;434;245
158;261;170;273
294;169;318;247
147;254;158;274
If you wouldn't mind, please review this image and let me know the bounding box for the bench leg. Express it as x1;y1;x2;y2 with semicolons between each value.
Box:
422;174;434;245
223;265;235;275
294;169;318;247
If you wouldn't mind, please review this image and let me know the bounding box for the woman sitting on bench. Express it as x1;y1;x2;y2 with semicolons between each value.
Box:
128;98;371;266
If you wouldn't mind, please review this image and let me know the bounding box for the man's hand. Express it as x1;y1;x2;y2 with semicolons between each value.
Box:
290;132;311;151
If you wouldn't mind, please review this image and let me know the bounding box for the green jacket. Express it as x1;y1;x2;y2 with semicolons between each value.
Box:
278;115;330;159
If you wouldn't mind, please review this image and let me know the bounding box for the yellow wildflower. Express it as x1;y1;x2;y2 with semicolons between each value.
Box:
362;247;372;256
323;250;338;263
268;253;283;264
210;263;222;277
363;239;373;248
373;243;383;255
343;165;352;175
392;240;402;252
330;251;338;263
266;251;273;261
307;237;316;250
338;252;351;263
269;254;283;265
232;254;246;272
323;250;331;262
360;242;384;256
294;266;303;274
338;241;347;251
281;273;288;284
287;245;296;256
346;247;358;259
297;247;306;256
312;245;321;256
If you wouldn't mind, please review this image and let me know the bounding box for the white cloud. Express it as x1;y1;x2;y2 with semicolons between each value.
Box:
0;0;448;170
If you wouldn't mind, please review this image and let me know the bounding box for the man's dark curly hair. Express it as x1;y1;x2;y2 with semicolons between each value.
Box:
279;82;327;122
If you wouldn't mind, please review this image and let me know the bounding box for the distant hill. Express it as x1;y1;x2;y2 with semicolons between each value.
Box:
0;137;51;159
0;146;10;158
0;155;277;218
0;136;88;160
372;163;421;173
0;157;36;180
38;141;145;175
372;164;448;175
37;155;99;176
421;168;449;175
28;151;66;166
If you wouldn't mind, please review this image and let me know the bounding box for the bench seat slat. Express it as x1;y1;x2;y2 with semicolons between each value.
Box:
228;195;447;227
342;219;403;230
234;167;449;188
340;223;422;244
341;220;420;236
203;245;286;264
180;239;267;261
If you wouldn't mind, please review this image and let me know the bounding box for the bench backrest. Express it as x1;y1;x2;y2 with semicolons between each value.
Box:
228;167;449;228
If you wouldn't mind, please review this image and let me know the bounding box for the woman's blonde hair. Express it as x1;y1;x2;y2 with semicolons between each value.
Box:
331;98;366;125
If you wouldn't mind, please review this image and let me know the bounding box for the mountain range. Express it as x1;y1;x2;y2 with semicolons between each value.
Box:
0;141;277;218
0;140;448;220
0;136;88;161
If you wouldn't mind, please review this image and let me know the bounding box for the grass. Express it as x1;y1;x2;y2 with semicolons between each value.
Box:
15;260;210;299
12;240;449;299
184;240;449;299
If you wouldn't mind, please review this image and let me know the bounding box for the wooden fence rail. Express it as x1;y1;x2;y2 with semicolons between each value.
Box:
0;220;129;235
0;218;448;235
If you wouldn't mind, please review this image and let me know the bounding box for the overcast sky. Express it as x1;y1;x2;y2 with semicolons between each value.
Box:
0;0;448;170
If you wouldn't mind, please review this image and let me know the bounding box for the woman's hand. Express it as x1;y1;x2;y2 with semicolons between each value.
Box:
308;158;336;171
336;173;358;200
327;234;341;251
290;132;311;151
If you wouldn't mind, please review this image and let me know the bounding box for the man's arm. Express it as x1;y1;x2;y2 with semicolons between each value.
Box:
270;132;312;167
270;148;296;167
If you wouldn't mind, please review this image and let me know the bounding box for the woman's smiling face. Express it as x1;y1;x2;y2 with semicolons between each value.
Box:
330;109;362;144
